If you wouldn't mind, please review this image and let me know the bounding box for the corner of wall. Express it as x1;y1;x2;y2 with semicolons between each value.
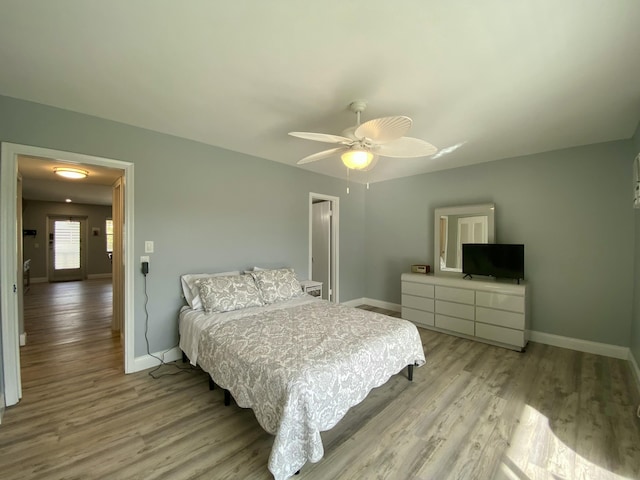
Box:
630;349;640;397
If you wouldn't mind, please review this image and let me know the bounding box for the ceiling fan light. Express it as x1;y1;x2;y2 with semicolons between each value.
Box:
341;149;374;170
54;167;88;179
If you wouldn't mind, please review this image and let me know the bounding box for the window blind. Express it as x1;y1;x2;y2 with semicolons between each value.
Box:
54;220;80;270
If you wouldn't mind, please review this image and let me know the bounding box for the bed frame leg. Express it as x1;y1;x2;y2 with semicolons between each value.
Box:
209;377;215;391
224;389;231;406
408;364;414;381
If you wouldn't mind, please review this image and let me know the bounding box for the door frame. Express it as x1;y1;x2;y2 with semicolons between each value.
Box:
0;142;135;408
308;192;339;303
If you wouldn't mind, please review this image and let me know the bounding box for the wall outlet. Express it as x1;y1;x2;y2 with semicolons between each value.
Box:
141;256;150;264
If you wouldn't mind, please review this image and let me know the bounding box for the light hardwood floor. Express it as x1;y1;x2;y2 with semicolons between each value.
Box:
1;279;639;479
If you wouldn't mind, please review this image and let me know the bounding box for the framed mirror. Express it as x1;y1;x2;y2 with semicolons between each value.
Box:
434;203;495;276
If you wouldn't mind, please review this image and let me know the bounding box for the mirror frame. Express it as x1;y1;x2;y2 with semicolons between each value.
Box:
434;203;495;276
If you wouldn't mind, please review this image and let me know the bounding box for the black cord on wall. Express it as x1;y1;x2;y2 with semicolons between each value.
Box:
143;269;196;379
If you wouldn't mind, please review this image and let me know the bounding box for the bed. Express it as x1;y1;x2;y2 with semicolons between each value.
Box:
178;268;426;480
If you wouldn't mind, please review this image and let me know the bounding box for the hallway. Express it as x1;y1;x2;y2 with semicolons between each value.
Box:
20;278;121;394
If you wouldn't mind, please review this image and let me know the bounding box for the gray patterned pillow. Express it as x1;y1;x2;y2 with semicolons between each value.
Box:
251;268;302;304
197;274;264;313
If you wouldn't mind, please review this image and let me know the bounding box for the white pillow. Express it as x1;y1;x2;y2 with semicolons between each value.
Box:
197;274;264;313
251;268;302;304
180;271;240;310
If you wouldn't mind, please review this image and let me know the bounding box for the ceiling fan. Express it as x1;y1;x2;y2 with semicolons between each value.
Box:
289;100;438;171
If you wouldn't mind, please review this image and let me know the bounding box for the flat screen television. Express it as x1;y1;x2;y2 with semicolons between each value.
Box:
462;243;524;281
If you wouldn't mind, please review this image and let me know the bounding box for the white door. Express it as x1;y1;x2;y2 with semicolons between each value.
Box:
456;215;489;268
47;216;86;282
312;201;331;300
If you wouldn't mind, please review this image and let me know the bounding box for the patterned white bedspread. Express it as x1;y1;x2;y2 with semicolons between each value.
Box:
194;300;426;480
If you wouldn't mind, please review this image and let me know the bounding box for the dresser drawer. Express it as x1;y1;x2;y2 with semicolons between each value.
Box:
402;281;435;298
402;294;434;312
476;306;525;330
475;323;526;348
435;314;475;336
476;291;524;313
435;286;474;305
435;300;474;320
402;307;435;327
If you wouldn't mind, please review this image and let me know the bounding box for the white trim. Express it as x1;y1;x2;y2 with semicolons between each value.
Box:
19;332;26;346
629;350;640;396
0;393;4;424
87;273;113;280
133;347;182;372
353;297;633;362
342;297;366;308
341;297;401;312
308;193;340;303
0;142;135;406
1;143;22;406
529;330;628;359
360;298;401;312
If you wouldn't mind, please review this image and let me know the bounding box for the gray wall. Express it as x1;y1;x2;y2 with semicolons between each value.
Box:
22;200;113;279
0;95;366;358
631;122;640;367
0;91;637;377
365;140;635;347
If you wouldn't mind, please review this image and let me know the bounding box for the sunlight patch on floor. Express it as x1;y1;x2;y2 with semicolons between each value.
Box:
495;404;631;480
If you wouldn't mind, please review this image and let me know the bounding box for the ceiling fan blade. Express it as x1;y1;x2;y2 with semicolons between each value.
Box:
289;131;352;144
376;137;438;158
297;147;347;165
354;116;412;143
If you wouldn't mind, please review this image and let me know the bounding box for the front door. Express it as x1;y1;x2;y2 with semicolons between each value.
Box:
47;216;86;282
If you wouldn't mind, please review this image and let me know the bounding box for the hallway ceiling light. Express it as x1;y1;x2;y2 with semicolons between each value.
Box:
54;167;88;179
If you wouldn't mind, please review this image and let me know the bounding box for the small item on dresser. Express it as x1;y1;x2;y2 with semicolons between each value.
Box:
411;264;430;274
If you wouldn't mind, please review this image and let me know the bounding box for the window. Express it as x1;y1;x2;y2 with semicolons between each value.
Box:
106;219;113;253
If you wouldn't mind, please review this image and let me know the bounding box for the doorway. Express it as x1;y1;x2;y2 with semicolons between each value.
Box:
308;193;339;303
0;142;135;409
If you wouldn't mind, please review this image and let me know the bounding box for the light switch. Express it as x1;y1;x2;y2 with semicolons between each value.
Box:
144;241;154;253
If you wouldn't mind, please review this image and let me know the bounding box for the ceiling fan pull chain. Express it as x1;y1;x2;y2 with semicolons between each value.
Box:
346;167;350;194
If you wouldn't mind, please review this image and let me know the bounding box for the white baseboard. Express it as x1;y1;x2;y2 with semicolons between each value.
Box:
342;297;401;312
0;393;5;424
347;298;632;363
362;297;401;312
19;332;26;346
342;297;366;308
629;350;640;396
133;346;182;372
529;331;629;359
87;273;112;280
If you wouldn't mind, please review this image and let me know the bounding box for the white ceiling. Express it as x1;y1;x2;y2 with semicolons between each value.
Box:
18;155;121;206
2;0;640;199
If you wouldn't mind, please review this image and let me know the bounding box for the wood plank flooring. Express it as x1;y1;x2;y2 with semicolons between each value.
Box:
1;279;639;479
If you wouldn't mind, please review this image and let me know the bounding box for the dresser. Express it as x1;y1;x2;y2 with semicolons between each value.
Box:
401;273;529;351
